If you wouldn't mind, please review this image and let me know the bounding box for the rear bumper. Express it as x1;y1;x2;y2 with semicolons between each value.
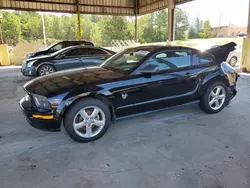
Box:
19;96;61;132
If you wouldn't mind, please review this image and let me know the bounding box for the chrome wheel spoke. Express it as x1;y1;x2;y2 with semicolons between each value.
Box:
215;87;221;95
91;108;99;118
209;98;215;105
215;100;220;107
86;125;93;137
219;94;225;99
74;121;85;129
211;91;216;97
93;119;105;127
79;109;89;119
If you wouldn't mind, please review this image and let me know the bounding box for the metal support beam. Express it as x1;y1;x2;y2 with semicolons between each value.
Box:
134;0;138;43
75;0;82;40
167;0;176;43
41;13;47;47
247;0;250;37
240;0;250;72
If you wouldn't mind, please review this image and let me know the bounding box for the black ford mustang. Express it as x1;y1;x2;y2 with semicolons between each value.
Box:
21;45;115;76
20;43;238;143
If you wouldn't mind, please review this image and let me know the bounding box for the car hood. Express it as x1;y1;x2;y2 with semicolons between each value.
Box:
23;67;124;98
26;54;52;62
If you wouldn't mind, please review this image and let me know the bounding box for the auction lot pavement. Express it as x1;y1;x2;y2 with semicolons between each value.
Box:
1;67;250;188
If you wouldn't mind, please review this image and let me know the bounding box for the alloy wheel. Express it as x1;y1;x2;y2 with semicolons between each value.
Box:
208;86;226;110
39;66;55;76
73;106;106;138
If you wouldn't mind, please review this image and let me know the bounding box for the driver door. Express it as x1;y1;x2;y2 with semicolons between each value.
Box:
114;49;197;118
52;48;84;71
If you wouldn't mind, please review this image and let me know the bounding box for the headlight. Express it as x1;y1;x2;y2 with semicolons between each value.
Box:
26;60;36;67
33;95;51;110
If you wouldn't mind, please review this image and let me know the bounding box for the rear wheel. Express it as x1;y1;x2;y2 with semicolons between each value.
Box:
229;56;237;67
64;98;111;143
38;64;56;76
199;82;229;114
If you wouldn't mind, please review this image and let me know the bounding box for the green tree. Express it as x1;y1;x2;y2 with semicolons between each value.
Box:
175;8;189;40
91;16;132;46
19;12;43;41
82;15;93;40
199;20;213;38
195;17;203;37
188;26;196;39
1;12;21;45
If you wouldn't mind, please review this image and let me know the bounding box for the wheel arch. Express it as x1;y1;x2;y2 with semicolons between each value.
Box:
198;73;230;99
60;93;115;126
36;63;57;75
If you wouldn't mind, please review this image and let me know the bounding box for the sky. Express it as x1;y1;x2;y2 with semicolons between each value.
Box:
179;0;249;27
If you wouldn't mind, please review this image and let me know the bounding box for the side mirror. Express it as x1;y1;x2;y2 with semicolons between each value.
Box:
140;64;159;74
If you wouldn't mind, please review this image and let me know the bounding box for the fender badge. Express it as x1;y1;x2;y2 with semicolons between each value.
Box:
122;93;128;99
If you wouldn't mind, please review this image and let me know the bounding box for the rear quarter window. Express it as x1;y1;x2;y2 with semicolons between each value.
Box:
193;52;215;65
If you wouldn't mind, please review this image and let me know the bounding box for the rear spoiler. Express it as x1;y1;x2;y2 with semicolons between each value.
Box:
205;42;237;64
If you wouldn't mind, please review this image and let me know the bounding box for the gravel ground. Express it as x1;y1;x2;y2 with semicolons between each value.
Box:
0;68;250;188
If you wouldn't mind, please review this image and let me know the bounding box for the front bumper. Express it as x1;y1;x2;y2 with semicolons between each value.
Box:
19;96;61;132
21;66;37;76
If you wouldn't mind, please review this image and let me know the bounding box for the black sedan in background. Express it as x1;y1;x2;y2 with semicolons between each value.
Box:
22;45;115;76
27;40;94;58
20;43;238;143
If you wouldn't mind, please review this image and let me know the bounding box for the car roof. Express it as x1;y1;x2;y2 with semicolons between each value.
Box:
126;45;199;53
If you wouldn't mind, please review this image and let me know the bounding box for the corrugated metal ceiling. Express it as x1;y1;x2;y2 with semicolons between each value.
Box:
0;0;194;15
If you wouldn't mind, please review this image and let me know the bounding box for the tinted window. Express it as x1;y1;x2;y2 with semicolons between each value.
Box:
65;49;85;56
193;52;215;65
85;48;108;55
145;50;191;71
101;47;154;73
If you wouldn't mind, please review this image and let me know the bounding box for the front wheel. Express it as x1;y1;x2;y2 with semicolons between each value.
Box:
64;98;111;143
199;82;229;114
38;64;56;76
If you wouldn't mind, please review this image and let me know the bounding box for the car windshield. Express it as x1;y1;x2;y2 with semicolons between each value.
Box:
101;47;155;73
42;43;57;51
50;47;72;57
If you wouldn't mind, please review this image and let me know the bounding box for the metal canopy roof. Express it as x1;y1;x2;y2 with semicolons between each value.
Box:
0;0;193;15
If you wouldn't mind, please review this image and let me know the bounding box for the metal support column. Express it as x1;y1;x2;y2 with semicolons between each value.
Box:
75;0;82;40
167;0;176;44
240;0;250;72
41;13;47;47
134;0;138;43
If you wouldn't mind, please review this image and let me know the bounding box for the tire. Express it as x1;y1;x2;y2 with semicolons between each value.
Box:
64;98;111;143
199;82;229;114
38;64;56;76
229;56;237;67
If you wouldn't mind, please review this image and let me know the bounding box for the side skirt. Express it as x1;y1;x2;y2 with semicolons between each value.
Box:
115;100;200;121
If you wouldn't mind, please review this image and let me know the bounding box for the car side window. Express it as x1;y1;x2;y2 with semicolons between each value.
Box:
51;43;63;52
85;48;108;55
65;49;86;57
145;50;192;71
